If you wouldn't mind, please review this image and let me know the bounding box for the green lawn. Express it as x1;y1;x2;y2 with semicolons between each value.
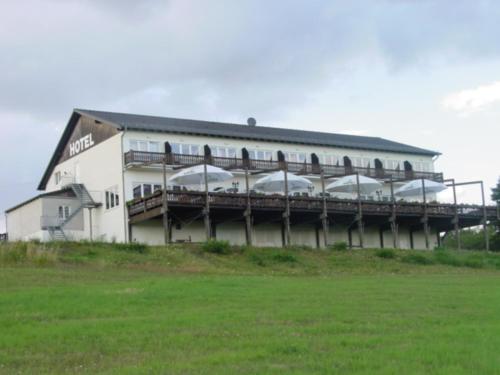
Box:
1;243;500;374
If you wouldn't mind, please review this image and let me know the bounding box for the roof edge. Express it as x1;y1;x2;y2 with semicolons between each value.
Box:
37;109;123;191
5;188;74;213
77;109;440;157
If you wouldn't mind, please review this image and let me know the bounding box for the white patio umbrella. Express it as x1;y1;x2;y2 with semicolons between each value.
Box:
168;164;233;186
395;179;447;197
253;171;313;193
326;174;382;195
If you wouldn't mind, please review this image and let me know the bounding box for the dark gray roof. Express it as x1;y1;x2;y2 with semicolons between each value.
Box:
38;109;439;191
77;109;440;157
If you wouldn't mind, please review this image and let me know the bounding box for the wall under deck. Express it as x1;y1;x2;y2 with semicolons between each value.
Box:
130;218;439;249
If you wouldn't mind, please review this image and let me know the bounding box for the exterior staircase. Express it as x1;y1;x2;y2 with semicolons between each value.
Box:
45;184;99;241
48;227;68;241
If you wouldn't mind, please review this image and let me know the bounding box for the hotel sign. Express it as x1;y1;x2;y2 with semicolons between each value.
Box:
69;134;95;157
58;116;118;164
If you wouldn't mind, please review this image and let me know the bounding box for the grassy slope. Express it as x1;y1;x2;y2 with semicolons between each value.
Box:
2;242;500;374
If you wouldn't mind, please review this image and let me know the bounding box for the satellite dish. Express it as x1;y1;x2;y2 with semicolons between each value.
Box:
247;117;257;127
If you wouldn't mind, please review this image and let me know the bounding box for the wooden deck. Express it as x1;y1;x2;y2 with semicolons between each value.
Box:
128;190;497;225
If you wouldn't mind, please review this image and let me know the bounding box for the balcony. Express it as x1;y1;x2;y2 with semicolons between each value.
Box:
124;150;444;182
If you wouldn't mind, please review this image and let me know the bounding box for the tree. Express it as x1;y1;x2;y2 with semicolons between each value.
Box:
492;177;500;204
491;178;500;249
492;178;500;227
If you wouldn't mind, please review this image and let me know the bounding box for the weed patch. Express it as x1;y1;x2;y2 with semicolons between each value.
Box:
201;239;231;254
114;242;148;253
330;241;348;251
272;252;298;263
402;253;434;265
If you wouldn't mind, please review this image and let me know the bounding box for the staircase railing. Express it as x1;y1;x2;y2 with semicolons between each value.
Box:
44;184;99;241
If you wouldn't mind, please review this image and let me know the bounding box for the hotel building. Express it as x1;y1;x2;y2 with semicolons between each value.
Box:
5;109;497;249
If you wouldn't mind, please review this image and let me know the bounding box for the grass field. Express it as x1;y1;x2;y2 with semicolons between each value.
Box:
2;242;500;374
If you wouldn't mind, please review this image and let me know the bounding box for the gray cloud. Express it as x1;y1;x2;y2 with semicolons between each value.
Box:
3;0;500;119
1;0;500;230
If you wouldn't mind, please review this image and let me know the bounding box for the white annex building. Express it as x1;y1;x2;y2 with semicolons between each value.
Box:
5;109;497;249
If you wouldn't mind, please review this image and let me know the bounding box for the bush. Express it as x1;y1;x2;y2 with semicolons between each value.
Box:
272;252;297;263
201;239;231;254
330;241;348;251
114;242;148;253
402;253;434;265
376;249;396;259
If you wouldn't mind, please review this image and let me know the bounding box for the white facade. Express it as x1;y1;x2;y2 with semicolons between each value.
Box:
5;111;442;249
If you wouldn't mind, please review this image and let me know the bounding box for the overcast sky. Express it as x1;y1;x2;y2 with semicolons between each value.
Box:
1;0;500;231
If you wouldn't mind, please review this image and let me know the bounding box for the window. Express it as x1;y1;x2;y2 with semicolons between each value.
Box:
412;161;431;172
130;140;160;152
320;155;339;165
171;143;200;155
210;146;237;158
54;171;61;185
385;160;401;170
148;142;160;153
105;186;120;209
132;183;162;199
248;149;273;160
58;206;71;220
284;152;307;163
133;185;142;199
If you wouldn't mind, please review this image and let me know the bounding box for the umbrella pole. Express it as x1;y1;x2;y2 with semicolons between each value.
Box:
162;157;170;245
203;161;211;240
480;181;489;251
283;165;291;247
389;175;398;249
356;173;364;248
244;167;253;246
422;178;430;249
320;169;328;248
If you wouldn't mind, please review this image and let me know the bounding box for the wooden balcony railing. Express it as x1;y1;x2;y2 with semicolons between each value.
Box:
128;190;497;220
124;150;444;181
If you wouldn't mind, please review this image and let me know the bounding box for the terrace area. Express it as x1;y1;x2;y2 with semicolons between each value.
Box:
124;149;498;249
124;150;444;182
